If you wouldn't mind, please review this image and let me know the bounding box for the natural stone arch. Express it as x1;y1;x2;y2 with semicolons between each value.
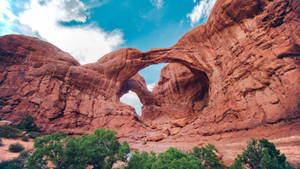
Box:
1;0;299;151
84;47;212;103
117;73;158;106
116;61;210;122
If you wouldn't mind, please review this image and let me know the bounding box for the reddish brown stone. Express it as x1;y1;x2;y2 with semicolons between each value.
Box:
0;0;300;166
171;118;189;128
146;134;165;142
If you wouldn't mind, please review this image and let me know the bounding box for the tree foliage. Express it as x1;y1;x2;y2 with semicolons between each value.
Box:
126;151;157;169
16;114;40;132
26;128;130;169
127;147;219;169
192;144;226;169
16;128;294;169
0;150;31;169
152;148;205;169
0;125;23;138
231;138;293;169
9;143;25;153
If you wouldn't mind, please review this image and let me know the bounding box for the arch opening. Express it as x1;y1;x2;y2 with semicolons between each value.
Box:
118;61;210;121
120;90;143;115
119;64;166;115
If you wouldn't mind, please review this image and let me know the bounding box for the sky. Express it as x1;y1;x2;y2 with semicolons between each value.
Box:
0;0;217;115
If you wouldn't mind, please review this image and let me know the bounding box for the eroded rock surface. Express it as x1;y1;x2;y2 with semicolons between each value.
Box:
0;35;147;139
142;63;209;123
0;0;300;166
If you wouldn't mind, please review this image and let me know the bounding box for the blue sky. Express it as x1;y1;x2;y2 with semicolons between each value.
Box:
0;0;216;114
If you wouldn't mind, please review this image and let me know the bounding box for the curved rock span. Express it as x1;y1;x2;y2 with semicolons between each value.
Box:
0;0;300;166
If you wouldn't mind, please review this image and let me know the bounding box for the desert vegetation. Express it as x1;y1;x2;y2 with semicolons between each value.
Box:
0;115;294;168
0;114;42;140
0;125;294;169
16;114;40;133
8;143;24;153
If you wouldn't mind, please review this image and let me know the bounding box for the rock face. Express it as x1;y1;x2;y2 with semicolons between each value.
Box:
0;35;147;138
0;0;300;164
142;63;209;123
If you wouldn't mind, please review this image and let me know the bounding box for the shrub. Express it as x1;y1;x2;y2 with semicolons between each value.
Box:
0;137;2;146
21;135;29;142
28;131;42;139
16;114;39;132
231;138;293;169
27;128;130;169
9;143;24;153
126;151;157;169
0;125;23;138
0;150;31;169
193;144;226;169
126;148;206;169
152;148;205;169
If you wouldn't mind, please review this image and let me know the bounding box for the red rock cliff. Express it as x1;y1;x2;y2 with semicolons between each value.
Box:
0;0;299;161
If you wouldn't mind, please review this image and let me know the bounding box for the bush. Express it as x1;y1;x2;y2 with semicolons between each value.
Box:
16;114;39;132
126;151;157;169
0;125;23;138
21;135;29;142
193;144;226;169
27;128;130;169
9;143;24;153
152;148;205;169
126;148;206;169
0;150;31;169
28;131;42;139
231;138;294;169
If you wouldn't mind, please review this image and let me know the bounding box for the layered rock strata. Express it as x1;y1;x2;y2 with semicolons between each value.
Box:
0;0;299;163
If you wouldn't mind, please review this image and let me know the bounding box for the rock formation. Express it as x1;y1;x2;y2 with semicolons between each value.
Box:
142;63;209;123
0;36;147;138
0;0;300;165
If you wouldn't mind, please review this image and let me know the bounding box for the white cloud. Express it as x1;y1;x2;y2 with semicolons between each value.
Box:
0;0;17;34
147;83;156;91
150;0;163;9
187;0;216;26
0;0;124;65
120;91;143;115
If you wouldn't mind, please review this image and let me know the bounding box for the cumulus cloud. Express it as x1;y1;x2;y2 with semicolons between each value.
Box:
120;91;143;115
150;0;163;9
0;0;124;65
187;0;216;26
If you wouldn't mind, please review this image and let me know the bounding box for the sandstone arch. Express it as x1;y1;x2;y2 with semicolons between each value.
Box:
1;0;300;166
0;0;299;148
117;62;210;122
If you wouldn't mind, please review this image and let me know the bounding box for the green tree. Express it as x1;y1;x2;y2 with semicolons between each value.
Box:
229;158;246;169
0;150;31;169
192;144;226;169
126;148;205;169
126;151;157;169
152;148;204;169
27;128;130;169
16;114;40;132
232;138;293;169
